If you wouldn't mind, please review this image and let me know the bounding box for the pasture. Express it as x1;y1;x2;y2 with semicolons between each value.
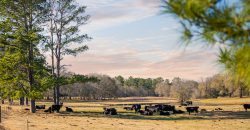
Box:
1;97;250;130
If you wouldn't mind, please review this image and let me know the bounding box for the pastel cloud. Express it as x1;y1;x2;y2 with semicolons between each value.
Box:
62;37;221;80
57;0;222;81
78;0;161;32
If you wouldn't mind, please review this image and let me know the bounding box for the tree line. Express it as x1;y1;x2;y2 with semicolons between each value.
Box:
43;73;250;102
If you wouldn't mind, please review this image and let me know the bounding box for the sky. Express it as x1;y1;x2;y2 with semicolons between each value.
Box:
62;0;223;81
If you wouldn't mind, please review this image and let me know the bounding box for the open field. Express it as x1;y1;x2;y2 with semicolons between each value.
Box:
1;97;250;130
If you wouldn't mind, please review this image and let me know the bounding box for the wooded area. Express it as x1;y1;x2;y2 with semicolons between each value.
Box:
44;73;249;101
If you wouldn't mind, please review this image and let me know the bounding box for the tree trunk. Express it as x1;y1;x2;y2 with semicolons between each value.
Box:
1;100;4;104
30;99;36;113
20;97;24;105
49;1;56;106
55;86;60;105
26;97;29;106
239;86;243;98
55;53;61;105
8;98;13;105
53;87;56;104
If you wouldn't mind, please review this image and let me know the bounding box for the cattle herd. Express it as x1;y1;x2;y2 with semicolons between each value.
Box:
104;102;250;116
32;102;250;117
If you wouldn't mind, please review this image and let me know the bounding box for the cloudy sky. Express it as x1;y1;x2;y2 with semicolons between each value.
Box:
63;0;223;81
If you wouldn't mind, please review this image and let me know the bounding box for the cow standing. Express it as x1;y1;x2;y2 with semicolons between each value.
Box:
132;104;141;113
186;106;199;115
243;104;250;112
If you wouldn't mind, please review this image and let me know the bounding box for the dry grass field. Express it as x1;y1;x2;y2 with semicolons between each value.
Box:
1;97;250;130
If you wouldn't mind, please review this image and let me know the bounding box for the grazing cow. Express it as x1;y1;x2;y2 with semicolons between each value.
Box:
123;107;133;111
52;105;63;112
162;105;176;112
159;111;170;116
36;105;46;110
44;105;63;113
103;108;117;115
243;104;250;112
154;104;170;112
154;104;183;114
181;101;193;106
139;110;153;115
154;104;164;112
132;104;141;113
66;107;73;112
186;106;199;115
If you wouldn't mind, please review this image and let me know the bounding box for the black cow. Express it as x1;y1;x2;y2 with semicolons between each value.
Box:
44;105;63;113
156;105;184;114
186;106;199;115
52;105;63;112
132;104;141;113
103;108;117;115
162;105;175;111
243;104;250;112
36;105;45;110
139;110;153;115
66;107;73;112
154;105;164;112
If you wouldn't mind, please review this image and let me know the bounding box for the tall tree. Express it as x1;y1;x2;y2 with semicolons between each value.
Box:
163;0;250;89
46;0;91;105
0;0;50;113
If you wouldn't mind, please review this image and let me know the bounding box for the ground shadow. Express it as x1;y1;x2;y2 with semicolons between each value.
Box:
55;110;250;121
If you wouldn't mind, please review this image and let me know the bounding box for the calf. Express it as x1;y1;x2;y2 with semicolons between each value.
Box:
66;107;73;112
36;105;46;110
139;110;153;116
243;104;250;112
186;106;199;115
103;108;117;115
132;104;141;113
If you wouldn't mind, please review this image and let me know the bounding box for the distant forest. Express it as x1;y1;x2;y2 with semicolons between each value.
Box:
43;72;250;102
